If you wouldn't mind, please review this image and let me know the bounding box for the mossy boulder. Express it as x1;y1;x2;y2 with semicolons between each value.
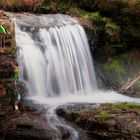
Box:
57;103;140;140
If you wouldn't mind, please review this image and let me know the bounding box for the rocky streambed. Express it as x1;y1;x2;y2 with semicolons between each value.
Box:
56;103;140;140
0;11;140;140
0;101;72;140
0;101;140;140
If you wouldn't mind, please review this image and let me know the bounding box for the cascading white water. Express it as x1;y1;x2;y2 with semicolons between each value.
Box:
14;14;91;140
12;13;139;140
13;13;140;105
15;14;97;98
39;24;98;95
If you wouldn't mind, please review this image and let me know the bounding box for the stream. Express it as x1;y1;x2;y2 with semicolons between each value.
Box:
8;13;140;140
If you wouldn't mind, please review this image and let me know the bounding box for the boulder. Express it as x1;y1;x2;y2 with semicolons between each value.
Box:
56;103;140;140
0;11;17;108
0;101;71;140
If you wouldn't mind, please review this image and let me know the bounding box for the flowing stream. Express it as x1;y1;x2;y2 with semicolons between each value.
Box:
11;13;140;140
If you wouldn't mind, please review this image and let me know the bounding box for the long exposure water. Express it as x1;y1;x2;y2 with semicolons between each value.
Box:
12;13;140;140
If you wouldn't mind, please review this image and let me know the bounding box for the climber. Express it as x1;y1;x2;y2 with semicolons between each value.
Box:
11;61;20;86
0;25;7;47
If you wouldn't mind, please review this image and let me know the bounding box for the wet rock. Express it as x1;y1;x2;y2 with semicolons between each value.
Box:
10;113;34;128
56;103;99;122
0;110;51;140
0;101;72;140
56;103;140;140
0;88;6;96
1;129;53;140
0;12;17;114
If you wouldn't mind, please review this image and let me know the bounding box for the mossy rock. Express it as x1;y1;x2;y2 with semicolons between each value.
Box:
57;103;140;139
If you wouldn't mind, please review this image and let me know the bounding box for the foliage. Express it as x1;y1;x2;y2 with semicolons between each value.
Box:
96;102;140;120
104;18;120;42
105;102;140;113
103;57;126;87
66;6;83;16
0;0;44;12
81;11;121;42
95;110;112;121
0;0;139;90
76;102;140;123
123;0;140;16
104;58;125;75
97;0;140;15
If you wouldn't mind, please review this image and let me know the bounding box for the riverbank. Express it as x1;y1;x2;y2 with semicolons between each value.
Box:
56;102;140;140
0;3;140;140
0;101;140;140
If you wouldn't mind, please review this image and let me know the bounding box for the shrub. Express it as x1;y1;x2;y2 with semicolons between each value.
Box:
0;0;44;12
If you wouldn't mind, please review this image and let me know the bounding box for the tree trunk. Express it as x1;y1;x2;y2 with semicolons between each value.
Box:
119;74;140;94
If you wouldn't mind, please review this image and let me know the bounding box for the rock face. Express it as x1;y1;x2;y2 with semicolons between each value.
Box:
56;103;140;140
0;103;49;140
0;11;15;92
0;11;17;117
0;101;72;140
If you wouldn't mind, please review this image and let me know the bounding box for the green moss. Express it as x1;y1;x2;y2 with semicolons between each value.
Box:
82;11;121;41
75;103;140;124
104;102;140;114
105;21;120;35
75;112;86;122
95;110;112;121
94;102;140;121
118;102;140;111
67;6;83;16
104;58;125;75
110;59;124;74
84;11;100;20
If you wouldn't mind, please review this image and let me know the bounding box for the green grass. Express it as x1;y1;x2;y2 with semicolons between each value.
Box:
76;102;140;123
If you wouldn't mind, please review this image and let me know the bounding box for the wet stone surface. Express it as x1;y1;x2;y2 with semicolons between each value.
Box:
56;103;140;140
0;101;73;140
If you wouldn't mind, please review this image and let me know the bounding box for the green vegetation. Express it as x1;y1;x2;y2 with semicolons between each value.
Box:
0;0;44;12
105;102;140;113
0;0;139;41
76;102;140;123
95;110;112;121
104;58;125;76
0;0;139;89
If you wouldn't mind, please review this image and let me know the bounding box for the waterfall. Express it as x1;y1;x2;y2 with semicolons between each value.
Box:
15;14;97;98
12;13;139;140
13;13;140;105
